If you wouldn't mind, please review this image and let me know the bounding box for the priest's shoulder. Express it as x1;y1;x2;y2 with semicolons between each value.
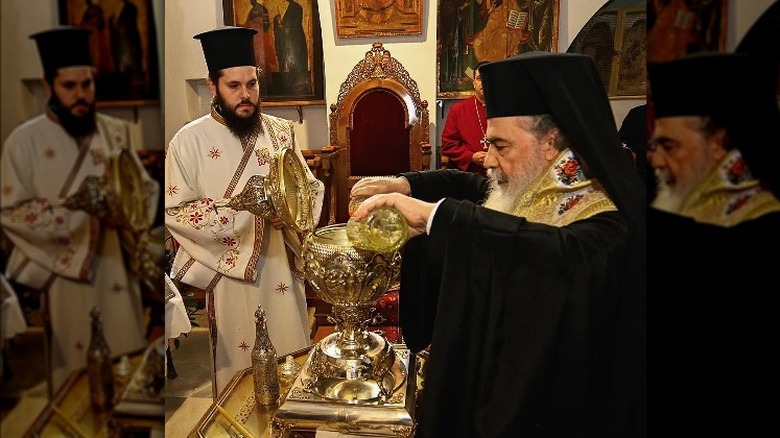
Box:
95;112;135;134
4;114;50;141
2;115;60;157
260;113;294;133
168;113;219;142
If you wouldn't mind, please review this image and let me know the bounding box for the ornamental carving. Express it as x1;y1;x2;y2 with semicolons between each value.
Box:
328;42;429;147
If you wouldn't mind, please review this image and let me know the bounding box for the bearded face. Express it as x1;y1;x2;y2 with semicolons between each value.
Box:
649;116;726;213
49;92;97;139
211;65;263;140
214;89;261;139
47;66;97;139
482;133;551;214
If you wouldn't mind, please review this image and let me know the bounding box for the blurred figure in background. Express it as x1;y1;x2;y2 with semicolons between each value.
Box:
648;51;780;435
0;26;159;396
618;103;648;186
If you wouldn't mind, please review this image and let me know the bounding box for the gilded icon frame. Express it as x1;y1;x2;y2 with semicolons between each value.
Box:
58;0;160;104
223;0;325;104
436;0;560;99
334;0;424;38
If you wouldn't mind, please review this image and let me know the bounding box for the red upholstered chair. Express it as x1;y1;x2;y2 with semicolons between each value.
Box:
369;282;402;343
316;43;428;339
321;42;431;225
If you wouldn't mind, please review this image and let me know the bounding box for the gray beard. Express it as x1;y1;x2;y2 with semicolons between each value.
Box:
483;181;521;214
483;149;548;214
651;167;697;214
483;167;534;214
651;183;686;213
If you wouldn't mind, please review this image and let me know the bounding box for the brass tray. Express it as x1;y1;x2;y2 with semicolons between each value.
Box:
24;347;153;437
190;345;427;438
189;346;314;438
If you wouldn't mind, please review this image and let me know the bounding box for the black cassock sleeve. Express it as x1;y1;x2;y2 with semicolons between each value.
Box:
401;193;636;437
402;169;490;204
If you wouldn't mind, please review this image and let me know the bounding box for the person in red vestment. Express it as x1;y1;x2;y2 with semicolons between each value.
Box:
441;61;489;176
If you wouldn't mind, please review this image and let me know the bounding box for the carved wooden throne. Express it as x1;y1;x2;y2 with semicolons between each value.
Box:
321;42;431;224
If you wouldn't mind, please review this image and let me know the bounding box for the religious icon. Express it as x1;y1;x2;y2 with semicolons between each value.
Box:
334;0;424;38
59;0;160;102
437;0;560;99
223;0;325;103
568;0;648;97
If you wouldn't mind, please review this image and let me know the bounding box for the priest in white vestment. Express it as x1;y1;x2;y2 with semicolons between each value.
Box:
165;26;324;397
0;26;159;396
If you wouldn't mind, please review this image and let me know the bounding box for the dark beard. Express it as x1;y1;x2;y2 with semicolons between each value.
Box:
48;95;96;140
214;93;261;140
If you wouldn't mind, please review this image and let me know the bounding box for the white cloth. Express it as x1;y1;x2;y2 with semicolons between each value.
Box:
165;112;324;396
0;113;160;392
1;274;27;339
165;274;191;340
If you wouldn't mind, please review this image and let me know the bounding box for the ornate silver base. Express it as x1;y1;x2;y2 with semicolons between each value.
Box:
309;331;396;402
271;345;417;437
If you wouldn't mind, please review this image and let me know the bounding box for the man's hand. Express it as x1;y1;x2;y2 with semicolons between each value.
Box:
351;176;411;198
270;216;285;230
351;193;435;239
471;151;487;166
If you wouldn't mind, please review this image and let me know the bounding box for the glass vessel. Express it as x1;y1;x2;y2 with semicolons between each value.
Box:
346;206;408;253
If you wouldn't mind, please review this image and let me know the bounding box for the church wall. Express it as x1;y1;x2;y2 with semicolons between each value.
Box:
0;0;166;151
161;0;619;159
2;0;775;153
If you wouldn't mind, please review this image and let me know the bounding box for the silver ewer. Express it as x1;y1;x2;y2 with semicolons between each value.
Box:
252;304;280;406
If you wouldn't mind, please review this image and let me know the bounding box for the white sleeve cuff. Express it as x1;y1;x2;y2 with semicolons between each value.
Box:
426;199;446;235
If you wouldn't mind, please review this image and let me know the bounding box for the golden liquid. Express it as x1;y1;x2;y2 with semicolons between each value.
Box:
346;206;408;253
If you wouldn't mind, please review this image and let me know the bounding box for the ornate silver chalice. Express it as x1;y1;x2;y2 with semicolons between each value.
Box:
301;224;403;401
271;223;416;437
212;148;416;436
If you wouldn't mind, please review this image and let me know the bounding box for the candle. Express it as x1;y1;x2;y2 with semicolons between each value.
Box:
217;405;255;438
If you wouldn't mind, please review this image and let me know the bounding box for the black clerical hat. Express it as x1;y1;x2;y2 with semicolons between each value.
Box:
649;52;780;196
480;52;645;230
648;52;779;119
194;26;257;73
29;26;92;77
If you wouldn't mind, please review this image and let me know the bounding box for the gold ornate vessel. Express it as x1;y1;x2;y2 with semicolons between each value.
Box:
271;224;415;437
302;224;402;401
214;147;313;232
252;304;280;407
213;147;314;259
54;149;161;289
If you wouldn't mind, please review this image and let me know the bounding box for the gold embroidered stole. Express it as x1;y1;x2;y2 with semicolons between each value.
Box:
510;149;617;226
677;149;780;227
